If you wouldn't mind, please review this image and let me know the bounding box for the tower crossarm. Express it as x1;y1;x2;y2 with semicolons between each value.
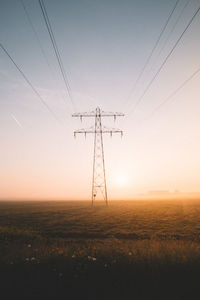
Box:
72;107;124;121
101;126;123;136
74;126;123;138
100;111;125;118
74;127;94;138
72;111;96;118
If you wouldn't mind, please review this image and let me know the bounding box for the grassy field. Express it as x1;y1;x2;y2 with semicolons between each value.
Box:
1;199;200;299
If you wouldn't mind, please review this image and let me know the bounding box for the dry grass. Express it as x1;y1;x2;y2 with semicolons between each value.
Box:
1;199;200;240
1;200;200;299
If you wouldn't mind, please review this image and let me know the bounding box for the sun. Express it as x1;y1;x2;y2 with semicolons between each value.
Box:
115;175;128;186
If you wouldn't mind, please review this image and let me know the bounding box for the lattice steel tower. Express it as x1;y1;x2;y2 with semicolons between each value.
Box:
72;107;124;205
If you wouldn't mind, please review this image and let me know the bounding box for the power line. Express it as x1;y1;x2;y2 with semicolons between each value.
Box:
128;5;200;116
145;65;200;120
0;42;60;122
20;0;53;74
38;0;76;111
20;0;72;123
149;0;192;76
124;0;180;110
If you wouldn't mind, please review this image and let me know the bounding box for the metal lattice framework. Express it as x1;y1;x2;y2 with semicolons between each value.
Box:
72;107;124;205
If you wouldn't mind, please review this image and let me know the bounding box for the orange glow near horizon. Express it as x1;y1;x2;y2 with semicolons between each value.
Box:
0;1;200;200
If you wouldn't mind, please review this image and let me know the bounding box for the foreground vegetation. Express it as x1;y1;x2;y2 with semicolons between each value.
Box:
0;200;200;299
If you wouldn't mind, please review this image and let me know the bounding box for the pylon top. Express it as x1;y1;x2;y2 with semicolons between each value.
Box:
72;107;125;118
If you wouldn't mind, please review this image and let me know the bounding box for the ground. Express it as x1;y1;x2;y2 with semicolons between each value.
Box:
0;200;200;299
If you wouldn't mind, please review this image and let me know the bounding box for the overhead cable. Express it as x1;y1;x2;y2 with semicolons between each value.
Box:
145;65;200;120
0;42;60;122
38;0;76;111
128;5;200;115
20;0;53;73
149;0;192;75
124;0;180;109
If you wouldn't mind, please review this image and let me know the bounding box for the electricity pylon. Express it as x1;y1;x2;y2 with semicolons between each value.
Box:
72;107;124;205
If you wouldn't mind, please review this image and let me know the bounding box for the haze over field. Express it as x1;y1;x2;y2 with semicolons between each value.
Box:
0;0;200;200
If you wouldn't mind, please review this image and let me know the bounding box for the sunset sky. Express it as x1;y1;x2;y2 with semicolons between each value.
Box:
0;0;200;200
